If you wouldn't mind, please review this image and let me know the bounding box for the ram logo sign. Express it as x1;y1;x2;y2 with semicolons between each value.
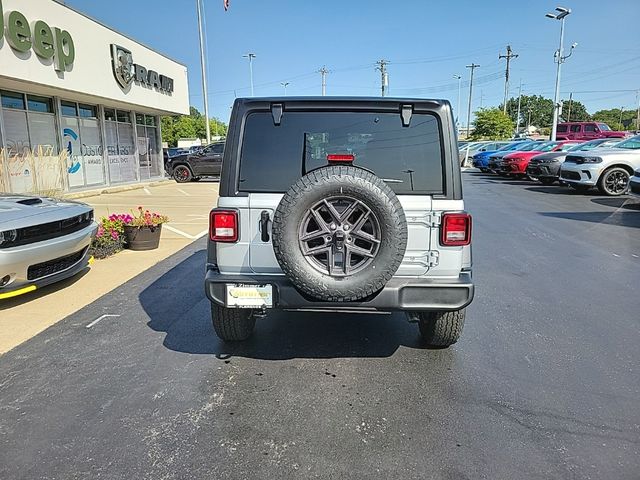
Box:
110;44;174;94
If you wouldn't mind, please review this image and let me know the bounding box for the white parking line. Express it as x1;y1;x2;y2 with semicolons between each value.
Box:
164;225;209;240
612;253;620;257
143;187;152;195
86;314;120;329
176;188;191;197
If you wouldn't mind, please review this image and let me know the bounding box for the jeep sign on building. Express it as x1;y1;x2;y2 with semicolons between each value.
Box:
0;0;189;193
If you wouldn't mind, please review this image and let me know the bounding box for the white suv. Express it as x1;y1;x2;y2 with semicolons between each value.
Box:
560;135;640;195
205;98;474;347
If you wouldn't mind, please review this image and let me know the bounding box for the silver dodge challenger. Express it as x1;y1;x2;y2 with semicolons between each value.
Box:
0;194;97;300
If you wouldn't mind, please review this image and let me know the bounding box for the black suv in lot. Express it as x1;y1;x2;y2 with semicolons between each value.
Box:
205;97;474;347
165;142;225;182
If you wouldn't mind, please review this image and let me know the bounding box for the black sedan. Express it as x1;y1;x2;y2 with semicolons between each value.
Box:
165;142;225;183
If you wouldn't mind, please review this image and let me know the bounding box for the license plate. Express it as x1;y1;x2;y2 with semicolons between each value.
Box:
226;284;273;308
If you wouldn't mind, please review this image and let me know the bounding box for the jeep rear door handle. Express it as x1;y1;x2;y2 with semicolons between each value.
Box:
260;211;270;242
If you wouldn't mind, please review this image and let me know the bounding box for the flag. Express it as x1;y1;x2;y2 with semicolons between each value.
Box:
223;0;230;10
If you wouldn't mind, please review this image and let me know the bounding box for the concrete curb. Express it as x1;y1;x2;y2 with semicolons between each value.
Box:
65;178;173;199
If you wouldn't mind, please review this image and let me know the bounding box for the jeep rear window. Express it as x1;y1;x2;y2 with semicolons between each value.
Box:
557;125;568;133
238;111;444;195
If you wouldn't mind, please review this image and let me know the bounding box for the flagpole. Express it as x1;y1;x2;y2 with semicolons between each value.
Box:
196;0;211;144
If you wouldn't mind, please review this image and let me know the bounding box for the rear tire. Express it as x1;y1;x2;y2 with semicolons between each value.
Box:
173;165;192;183
211;304;256;341
417;310;465;347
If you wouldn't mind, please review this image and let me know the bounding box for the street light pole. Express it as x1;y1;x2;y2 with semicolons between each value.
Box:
243;53;256;96
196;0;211;144
546;6;575;141
515;80;523;135
281;82;290;96
453;74;462;128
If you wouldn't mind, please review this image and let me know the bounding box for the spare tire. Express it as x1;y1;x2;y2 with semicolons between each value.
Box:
272;165;408;302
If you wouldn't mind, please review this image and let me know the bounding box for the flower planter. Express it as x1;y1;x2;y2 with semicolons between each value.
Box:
123;224;162;251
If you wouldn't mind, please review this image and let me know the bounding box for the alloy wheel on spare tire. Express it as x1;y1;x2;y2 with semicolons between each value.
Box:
272;165;408;302
173;165;192;183
598;167;629;196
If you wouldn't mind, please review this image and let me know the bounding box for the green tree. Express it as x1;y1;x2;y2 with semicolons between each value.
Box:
592;108;637;131
471;108;514;140
502;95;554;129
161;107;228;146
561;98;590;122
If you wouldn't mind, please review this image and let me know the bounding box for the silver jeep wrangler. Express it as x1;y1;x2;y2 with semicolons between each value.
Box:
205;98;474;346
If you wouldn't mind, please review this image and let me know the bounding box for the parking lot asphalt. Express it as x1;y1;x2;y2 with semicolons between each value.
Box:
0;180;218;354
0;171;638;479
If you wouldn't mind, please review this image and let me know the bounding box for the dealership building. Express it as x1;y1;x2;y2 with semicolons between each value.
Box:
0;0;189;194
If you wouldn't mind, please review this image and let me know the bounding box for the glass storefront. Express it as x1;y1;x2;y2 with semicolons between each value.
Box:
61;101;106;188
105;108;138;184
0;88;165;194
136;113;162;181
0;91;62;193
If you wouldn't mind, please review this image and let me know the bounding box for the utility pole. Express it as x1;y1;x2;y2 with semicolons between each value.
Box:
376;59;389;97
465;63;480;138
619;106;624;128
479;90;485;109
636;90;640;130
196;0;211;144
453;74;462;128
281;82;290;96
567;92;573;122
318;66;329;96
515;80;523;135
499;45;518;114
243;53;256;96
527;106;533;132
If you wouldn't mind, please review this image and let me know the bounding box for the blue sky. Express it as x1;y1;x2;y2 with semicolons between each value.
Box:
67;0;639;124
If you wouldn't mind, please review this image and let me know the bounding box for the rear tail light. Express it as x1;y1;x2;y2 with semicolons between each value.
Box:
210;209;238;242
327;154;354;163
441;213;472;246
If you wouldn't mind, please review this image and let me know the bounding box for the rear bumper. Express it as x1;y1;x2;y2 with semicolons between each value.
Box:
204;268;474;312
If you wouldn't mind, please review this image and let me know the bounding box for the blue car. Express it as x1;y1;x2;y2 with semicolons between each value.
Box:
472;141;532;172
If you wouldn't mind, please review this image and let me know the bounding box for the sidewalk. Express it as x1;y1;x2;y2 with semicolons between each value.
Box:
0;180;219;354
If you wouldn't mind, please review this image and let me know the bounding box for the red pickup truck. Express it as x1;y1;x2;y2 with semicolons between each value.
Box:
556;122;626;141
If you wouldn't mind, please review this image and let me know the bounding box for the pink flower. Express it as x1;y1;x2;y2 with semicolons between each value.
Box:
111;230;119;240
97;226;104;237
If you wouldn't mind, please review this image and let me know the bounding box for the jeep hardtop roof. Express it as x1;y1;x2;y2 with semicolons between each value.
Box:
220;96;462;199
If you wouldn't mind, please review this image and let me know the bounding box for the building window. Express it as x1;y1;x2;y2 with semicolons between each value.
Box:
0;90;61;193
27;95;53;113
61;101;78;117
116;110;131;124
136;114;161;180
1;91;26;110
104;108;116;122
105;109;138;184
79;104;97;118
60;101;105;188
